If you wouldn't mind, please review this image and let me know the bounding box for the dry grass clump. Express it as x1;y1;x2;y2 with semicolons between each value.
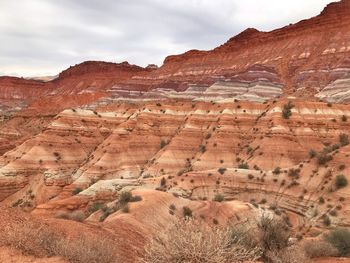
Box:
303;240;337;258
55;210;86;222
141;214;313;263
267;245;308;263
0;220;117;263
141;219;262;263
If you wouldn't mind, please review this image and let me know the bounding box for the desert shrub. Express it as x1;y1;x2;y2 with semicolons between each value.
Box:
119;191;133;205
339;164;346;170
288;168;300;178
213;194;225;202
131;195;142;202
118;190;142;204
303;240;337;258
260;198;267;204
238;162;249;169
141;219;262;263
317;152;332;165
309;149;317;158
160;177;166;187
88;202;106;214
282;101;294;119
160;139;167;149
55;210;86;222
273;167;281;175
339;133;349;146
230;223;260;249
218;167;227;175
342;115;348;122
322;214;331;226
199;144;206;153
335;174;348;189
258;215;290;253
319;196;325;204
325;228;350;256
329;209;338;217
267;244;307;263
1;221;116;263
247;146;253;154
72;187;83;195
121;204;129;213
53;152;61;160
182;206;193;218
169;204;176;211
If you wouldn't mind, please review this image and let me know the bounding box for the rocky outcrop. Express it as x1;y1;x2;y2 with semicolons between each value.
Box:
1;0;350;114
0;99;349;233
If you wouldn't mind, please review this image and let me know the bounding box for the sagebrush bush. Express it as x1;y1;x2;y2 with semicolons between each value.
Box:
317;152;332;165
258;215;290;252
238;162;249;169
182;206;193;218
160;139;167;149
0;221;117;263
325;228;350;256
335;174;348;189
213;194;225;202
303;240;337;258
339;133;349;146
268;244;307;263
282;101;294;119
273;167;281;175
141;219;262;263
55;210;86;222
309;149;317;158
72;187;83;195
218;167;227;175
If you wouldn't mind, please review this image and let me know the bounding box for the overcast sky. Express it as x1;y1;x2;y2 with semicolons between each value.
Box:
0;0;336;77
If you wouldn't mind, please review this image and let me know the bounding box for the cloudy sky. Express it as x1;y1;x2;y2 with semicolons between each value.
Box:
0;0;336;77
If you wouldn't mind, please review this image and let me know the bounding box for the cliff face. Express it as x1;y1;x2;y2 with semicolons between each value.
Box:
1;0;350;114
147;0;350;96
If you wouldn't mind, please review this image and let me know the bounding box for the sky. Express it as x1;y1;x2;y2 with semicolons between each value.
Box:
0;0;337;77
